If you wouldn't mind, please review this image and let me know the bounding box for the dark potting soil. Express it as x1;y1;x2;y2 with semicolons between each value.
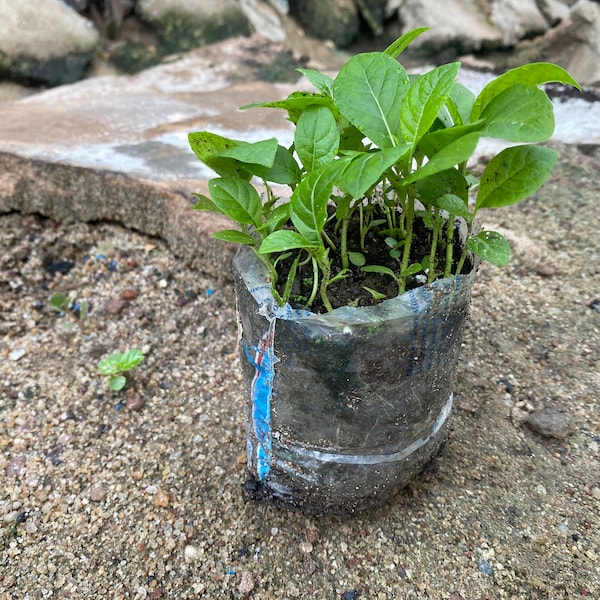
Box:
274;208;473;314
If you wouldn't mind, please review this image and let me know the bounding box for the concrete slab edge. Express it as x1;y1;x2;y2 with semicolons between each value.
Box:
0;151;234;282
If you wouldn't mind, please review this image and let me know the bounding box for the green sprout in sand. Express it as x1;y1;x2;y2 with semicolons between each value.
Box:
97;349;145;391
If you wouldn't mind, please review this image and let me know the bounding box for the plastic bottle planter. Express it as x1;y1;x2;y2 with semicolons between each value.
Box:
233;246;476;515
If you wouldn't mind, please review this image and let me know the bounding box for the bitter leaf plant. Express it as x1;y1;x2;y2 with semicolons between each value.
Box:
97;349;145;392
189;27;580;312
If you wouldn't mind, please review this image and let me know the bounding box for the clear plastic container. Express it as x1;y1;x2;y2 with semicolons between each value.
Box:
234;246;476;514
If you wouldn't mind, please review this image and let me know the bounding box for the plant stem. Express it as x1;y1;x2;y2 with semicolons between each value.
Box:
359;203;365;251
253;248;284;306
319;260;334;313
385;203;394;232
262;182;276;213
322;230;337;253
281;252;301;304
306;255;320;308
399;188;415;293
340;215;349;270
428;209;440;283
444;216;455;277
455;220;472;275
389;185;398;232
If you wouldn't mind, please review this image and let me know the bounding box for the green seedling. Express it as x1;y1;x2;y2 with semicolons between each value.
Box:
49;292;69;312
362;263;424;296
49;292;89;327
362;286;387;301
97;349;145;391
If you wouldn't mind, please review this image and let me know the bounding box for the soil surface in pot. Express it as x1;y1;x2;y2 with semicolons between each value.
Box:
1;142;599;597
275;206;473;313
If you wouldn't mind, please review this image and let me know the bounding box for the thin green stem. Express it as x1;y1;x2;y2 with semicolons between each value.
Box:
444;216;455;277
322;230;336;253
455;219;473;275
306;255;320;308
385;203;394;232
340;216;349;270
428;209;441;284
253;248;286;306
319;259;334;313
262;182;276;213
359;203;365;251
399;187;415;293
281;252;301;304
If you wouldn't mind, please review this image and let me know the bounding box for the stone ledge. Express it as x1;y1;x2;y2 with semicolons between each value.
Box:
0;152;234;281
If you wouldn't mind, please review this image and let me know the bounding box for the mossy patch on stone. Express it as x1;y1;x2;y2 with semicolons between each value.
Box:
0;50;96;86
110;42;166;74
148;9;251;53
242;50;303;83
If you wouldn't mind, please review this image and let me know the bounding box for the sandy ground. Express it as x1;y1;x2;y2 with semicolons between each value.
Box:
0;142;599;598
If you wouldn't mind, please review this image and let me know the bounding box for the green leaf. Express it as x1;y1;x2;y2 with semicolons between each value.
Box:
188;131;226;163
348;251;366;266
418;121;484;157
471;62;581;120
336;145;411;198
109;375;127;392
384;27;428;58
447;83;476;126
400;263;423;277
188;131;251;179
404;131;480;184
466;173;480;190
297;68;334;96
98;349;144;377
246;145;302;185
329;268;350;284
259;230;319;254
212;230;257;245
362;265;397;279
289;167;336;245
295;105;340;171
214;137;278;168
241;91;332;123
333;52;409;149
119;349;145;371
431;194;471;219
475;145;557;210
400;63;461;145
208;178;263;227
362;286;387;300
480;84;555;142
334;192;353;221
262;202;291;234
98;355;122;375
49;292;68;311
417;168;469;205
467;231;511;266
417;210;434;229
192;193;222;214
339;121;366;151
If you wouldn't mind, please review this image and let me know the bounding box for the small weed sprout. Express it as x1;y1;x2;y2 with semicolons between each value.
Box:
49;292;90;328
97;349;145;391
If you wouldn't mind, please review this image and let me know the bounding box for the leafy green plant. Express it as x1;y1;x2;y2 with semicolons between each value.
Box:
189;27;580;312
97;349;145;391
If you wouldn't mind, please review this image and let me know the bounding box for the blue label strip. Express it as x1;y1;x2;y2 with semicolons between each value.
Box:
245;320;277;481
